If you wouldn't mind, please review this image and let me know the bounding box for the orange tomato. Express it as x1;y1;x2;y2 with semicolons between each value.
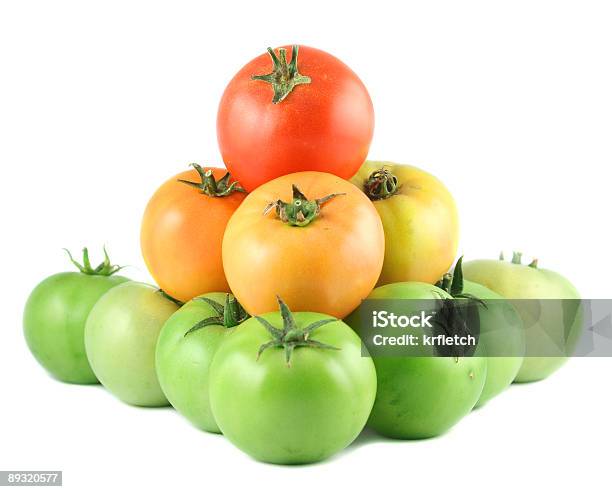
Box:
222;171;385;318
141;165;246;302
351;161;459;285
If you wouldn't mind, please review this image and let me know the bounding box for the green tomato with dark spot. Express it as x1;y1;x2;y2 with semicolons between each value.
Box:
462;253;581;383
461;281;524;406
437;258;525;407
23;248;130;384
156;293;248;433
85;281;178;406
346;281;487;439
209;298;377;465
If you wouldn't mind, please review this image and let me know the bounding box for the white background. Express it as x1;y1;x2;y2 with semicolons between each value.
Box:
1;1;611;490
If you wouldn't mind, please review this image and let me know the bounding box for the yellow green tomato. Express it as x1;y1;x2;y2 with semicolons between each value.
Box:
346;282;486;439
85;281;178;406
155;293;248;433
350;161;459;285
23;248;129;384
209;298;377;465
462;253;581;383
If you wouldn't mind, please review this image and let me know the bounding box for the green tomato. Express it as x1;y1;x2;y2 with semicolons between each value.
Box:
85;281;178;406
461;280;524;407
23;248;129;384
367;281;452;302
346;281;487;439
209;300;377;465
462;254;581;383
156;293;248;433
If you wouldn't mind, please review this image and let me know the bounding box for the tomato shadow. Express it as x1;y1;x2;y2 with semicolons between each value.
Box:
341;425;438;454
348;426;387;448
52;377;177;413
337;424;452;460
249;428;402;468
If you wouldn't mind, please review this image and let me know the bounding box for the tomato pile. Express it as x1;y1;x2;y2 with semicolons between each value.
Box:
23;45;581;465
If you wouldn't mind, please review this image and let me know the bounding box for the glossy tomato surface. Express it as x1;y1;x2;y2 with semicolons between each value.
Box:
460;280;524;407
24;271;129;384
156;293;237;433
209;312;377;464
222;171;385;318
351;161;459;285
217;45;374;191
346;282;486;439
85;282;179;407
141;167;245;302
463;257;581;383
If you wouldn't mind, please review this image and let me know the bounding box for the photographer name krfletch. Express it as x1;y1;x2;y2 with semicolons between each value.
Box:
369;310;477;347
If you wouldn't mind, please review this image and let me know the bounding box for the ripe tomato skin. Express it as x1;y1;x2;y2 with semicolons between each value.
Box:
351;161;459;285
217;45;374;191
208;312;377;465
222;171;385;318
85;282;179;407
346;282;486;439
155;293;236;433
141;167;245;302
23;272;129;384
462;258;581;383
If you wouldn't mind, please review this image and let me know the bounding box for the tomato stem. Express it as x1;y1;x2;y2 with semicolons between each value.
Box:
505;251;538;268
434;258;486;357
263;184;344;226
64;247;124;276
251;45;311;104
178;163;246;197
438;273;453;293
363;168;400;200
254;296;339;367
436;256;486;306
437;256;465;297
184;294;250;337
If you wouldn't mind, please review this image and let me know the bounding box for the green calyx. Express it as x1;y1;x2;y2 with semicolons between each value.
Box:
251;45;311;104
363;167;400;201
184;294;249;337
178;163;246;197
435;257;485;357
437;256;466;297
254;296;339;366
500;251;538;268
64;247;123;276
436;256;486;306
263;184;344;227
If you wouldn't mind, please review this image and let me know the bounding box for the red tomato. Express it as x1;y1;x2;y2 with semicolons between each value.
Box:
217;45;374;191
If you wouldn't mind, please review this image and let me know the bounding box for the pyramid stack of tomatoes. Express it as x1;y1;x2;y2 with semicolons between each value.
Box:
24;45;581;466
